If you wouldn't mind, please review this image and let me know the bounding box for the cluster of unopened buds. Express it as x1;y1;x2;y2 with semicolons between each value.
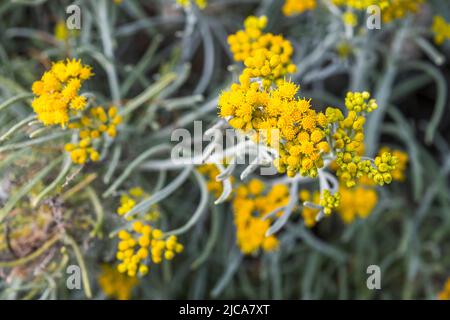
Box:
319;190;341;216
116;221;183;277
114;187;183;277
64;106;122;164
298;146;407;228
116;187;161;222
329;92;399;188
227;16;297;89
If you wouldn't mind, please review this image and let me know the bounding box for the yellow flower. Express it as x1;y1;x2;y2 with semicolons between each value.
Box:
300;178;378;225
116;187;161;222
432;16;450;45
378;147;408;181
98;264;138;300
227;16;296;88
31;59;93;126
332;0;424;23
232;179;286;255
116;224;183;277
337;184;378;224
438;278;450;300
176;0;207;9
70;148;87;165
329;92;399;187
342;11;358;27
320;190;341;216
219;79;329;178
248;179;265;195
380;0;424;23
282;0;316;16
64;105;121;164
70;96;87;110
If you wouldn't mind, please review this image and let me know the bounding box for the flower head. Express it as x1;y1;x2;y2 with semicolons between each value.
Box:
116;223;183;277
432;16;450;45
227;16;296;88
337;184;378;223
98;264;138;300
65;105;121;164
31;59;93;126
232;179;286;255
438;278;450;300
282;0;316;16
332;0;424;23
219;80;329;178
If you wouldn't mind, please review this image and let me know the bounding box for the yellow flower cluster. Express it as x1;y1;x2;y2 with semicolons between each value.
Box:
300;144;406;226
299;189;340;226
342;11;358;27
336;42;353;59
378;147;408;181
380;0;424;23
329;92;398;187
336;146;407;223
227;16;296;88
332;0;424;23
332;0;388;10
116;221;183;277
344;91;378;113
232;179;287;255
300;185;375;226
176;0;207;9
320;190;341;216
116;187;161;222
219;80;330;178
282;0;317;16
328;144;406;224
432;16;450;45
337;183;378;223
438;278;450;300
98;264;138;300
64;106;122;164
31;59;93;126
